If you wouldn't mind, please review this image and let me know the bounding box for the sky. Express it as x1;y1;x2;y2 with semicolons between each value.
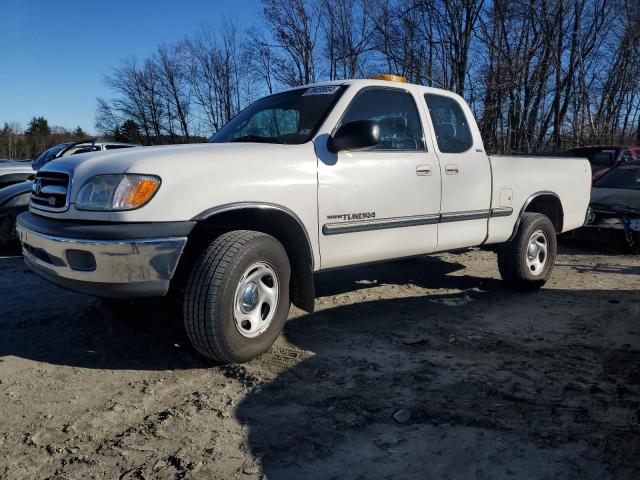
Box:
0;0;263;134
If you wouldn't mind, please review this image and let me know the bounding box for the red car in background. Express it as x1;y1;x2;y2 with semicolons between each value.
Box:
564;145;640;181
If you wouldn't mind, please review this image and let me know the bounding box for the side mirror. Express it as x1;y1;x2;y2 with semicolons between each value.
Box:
327;120;380;154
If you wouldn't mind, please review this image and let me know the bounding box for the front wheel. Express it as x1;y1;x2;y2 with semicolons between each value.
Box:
497;213;557;290
184;230;291;363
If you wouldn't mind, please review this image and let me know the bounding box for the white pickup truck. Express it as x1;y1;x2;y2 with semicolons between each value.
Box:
16;76;591;363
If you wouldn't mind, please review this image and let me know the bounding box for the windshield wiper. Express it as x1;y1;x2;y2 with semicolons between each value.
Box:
229;135;283;144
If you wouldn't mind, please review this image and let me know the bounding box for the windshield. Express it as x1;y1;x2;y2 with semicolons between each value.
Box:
567;147;618;166
33;144;68;164
209;85;346;145
595;164;640;190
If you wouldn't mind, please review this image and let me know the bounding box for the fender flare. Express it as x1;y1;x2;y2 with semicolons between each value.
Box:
192;201;314;268
508;191;563;242
191;202;316;313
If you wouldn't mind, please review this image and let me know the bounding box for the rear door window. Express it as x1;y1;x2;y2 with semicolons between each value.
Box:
424;94;473;153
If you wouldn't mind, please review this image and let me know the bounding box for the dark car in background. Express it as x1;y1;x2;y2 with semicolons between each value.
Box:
0;158;35;190
0;140;138;245
0;181;33;244
580;161;640;251
564;145;640;181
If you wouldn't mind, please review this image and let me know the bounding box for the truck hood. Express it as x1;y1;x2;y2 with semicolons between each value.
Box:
36;141;317;223
40;142;291;179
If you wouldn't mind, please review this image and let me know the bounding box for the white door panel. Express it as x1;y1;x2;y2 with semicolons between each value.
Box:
439;156;491;213
423;92;491;250
317;150;441;268
438;154;491;248
315;85;442;269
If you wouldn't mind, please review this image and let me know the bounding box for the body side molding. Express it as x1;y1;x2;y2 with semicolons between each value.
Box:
322;208;512;235
322;213;440;235
440;209;491;223
490;207;514;217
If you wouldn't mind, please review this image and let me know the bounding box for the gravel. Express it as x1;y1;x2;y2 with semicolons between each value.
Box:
0;243;639;479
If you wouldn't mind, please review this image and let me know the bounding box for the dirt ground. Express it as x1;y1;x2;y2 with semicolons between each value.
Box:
0;241;639;480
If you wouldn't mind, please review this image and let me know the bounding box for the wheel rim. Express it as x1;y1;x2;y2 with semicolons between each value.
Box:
233;261;279;338
525;230;548;276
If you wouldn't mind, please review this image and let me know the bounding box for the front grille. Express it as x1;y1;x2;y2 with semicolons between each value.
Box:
30;171;70;211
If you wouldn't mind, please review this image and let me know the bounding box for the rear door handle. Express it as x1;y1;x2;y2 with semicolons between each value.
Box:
416;164;432;176
445;164;459;175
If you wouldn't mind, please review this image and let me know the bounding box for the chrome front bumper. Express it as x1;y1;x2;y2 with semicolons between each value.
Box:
16;223;187;297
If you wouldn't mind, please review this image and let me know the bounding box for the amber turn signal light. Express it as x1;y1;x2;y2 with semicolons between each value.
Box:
112;175;161;210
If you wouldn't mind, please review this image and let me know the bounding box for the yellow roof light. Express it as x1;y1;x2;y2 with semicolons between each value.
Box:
371;74;407;83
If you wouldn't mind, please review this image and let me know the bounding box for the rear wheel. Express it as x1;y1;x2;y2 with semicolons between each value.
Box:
184;230;291;363
498;213;557;289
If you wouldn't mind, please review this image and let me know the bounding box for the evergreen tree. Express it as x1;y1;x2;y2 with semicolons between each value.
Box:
25;116;51;136
120;119;141;144
72;126;88;138
112;125;124;142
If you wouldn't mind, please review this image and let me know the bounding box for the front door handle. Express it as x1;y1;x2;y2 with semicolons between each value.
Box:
416;164;432;176
445;164;459;175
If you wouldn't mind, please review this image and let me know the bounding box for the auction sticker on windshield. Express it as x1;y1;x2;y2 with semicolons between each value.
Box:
303;86;341;96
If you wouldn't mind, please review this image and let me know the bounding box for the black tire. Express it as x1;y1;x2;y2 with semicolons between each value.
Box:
497;212;557;290
626;232;640;254
184;230;291;363
0;214;17;245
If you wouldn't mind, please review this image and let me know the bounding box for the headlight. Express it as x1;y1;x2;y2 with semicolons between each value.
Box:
75;174;161;211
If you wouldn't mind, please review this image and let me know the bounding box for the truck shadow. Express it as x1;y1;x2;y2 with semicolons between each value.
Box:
314;254;503;297
0;256;202;371
1;254;639;477
236;286;640;479
0;255;499;371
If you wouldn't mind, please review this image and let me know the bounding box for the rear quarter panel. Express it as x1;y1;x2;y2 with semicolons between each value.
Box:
486;156;591;244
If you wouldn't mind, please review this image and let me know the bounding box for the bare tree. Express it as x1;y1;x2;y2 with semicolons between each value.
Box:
435;0;485;95
91;0;639;152
244;28;277;94
262;0;321;86
155;44;192;142
185;23;245;133
321;0;373;80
